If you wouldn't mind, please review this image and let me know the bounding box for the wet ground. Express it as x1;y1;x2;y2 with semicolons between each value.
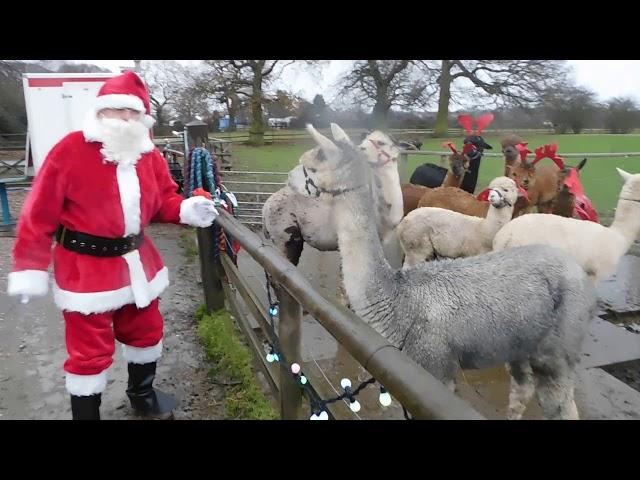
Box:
236;236;640;420
0;191;226;420
3;186;640;419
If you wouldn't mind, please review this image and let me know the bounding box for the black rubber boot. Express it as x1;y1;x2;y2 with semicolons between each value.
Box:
126;362;178;419
70;394;101;420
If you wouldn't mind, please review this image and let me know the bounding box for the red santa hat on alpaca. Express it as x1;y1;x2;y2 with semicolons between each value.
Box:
93;71;155;128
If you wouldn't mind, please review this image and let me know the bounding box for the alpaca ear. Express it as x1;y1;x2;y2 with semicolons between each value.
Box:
617;167;633;183
577;158;587;171
330;123;353;145
307;124;339;156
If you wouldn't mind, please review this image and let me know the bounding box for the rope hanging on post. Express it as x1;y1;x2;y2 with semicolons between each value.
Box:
188;147;240;265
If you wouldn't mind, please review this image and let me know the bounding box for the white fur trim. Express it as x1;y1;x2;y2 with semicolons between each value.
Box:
53;267;169;314
116;163;141;236
122;340;163;364
142;114;155;129
66;371;107;396
122;250;152;308
95;94;145;114
7;270;49;297
180;196;218;228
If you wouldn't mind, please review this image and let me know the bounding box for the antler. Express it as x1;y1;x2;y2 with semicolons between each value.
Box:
474;113;494;135
516;143;532;163
442;141;458;154
457;115;473;136
532;143;565;169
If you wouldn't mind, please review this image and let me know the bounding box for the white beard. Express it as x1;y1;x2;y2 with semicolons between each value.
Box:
83;114;154;166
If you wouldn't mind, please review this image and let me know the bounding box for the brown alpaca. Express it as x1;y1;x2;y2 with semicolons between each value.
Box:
401;142;473;216
551;158;589;218
417;185;531;218
501;134;525;176
507;143;564;214
402;183;431;216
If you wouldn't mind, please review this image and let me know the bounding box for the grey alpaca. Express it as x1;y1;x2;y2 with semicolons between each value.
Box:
262;128;406;303
302;123;597;420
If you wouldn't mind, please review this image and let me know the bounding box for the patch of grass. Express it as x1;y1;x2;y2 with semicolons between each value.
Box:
195;305;278;420
178;229;199;258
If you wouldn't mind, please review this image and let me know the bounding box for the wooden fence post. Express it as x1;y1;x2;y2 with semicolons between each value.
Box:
186;120;226;313
277;288;302;419
398;152;409;183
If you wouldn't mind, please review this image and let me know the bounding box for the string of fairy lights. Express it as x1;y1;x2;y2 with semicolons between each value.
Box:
263;272;404;420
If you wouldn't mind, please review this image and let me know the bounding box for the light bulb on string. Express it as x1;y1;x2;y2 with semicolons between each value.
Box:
340;378;352;389
300;375;307;385
379;386;392;407
349;399;361;413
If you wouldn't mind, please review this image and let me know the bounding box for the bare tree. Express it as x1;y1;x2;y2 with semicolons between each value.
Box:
337;60;436;128
605;97;638;134
202;60;319;144
139;60;188;128
540;84;599;134
426;60;568;137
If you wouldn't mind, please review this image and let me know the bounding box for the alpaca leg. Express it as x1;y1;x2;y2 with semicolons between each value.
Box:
506;361;536;420
336;262;351;310
531;360;579;420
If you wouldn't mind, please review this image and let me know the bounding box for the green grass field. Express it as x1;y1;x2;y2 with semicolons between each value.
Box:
229;133;640;221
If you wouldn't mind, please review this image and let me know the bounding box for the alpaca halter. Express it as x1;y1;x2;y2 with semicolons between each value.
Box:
489;188;512;208
368;139;395;167
302;165;366;197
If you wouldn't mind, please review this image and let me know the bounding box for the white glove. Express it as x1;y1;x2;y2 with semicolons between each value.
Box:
21;295;30;304
180;196;219;228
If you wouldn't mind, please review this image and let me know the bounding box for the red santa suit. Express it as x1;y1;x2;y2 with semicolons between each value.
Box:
7;72;216;399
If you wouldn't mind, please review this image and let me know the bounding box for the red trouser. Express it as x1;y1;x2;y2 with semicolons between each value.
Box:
63;299;164;376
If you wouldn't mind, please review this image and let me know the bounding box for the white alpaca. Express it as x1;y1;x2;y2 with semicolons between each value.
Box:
493;168;640;282
398;177;520;267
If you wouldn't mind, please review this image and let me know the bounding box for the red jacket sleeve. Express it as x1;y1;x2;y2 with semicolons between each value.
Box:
150;149;185;224
12;142;68;272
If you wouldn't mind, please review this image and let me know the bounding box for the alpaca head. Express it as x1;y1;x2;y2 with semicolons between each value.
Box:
507;161;536;191
302;123;369;200
357;128;404;169
501;134;525;163
442;142;472;178
617;168;640;201
458;113;494;156
477;176;525;208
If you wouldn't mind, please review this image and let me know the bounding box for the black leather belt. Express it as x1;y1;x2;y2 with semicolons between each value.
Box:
55;226;144;257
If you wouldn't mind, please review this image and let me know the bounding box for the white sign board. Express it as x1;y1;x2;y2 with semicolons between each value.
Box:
22;73;116;174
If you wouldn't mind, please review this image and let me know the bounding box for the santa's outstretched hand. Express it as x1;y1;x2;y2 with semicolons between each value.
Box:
179;196;219;228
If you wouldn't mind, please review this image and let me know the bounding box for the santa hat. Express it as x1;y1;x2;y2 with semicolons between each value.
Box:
94;71;155;128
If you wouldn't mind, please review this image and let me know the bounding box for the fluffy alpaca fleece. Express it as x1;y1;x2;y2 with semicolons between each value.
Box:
398;177;520;267
493;169;640;282
300;124;596;420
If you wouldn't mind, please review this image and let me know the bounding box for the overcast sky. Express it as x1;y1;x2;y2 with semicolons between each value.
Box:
68;60;640;105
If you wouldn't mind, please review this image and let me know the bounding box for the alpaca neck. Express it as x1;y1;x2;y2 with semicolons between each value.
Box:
610;197;640;248
480;203;514;246
460;155;482;193
333;185;396;321
443;171;464;188
373;163;404;228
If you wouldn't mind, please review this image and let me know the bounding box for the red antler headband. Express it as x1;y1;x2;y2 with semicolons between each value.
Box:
442;141;458;154
532;143;565;169
516;143;532;163
457;113;495;135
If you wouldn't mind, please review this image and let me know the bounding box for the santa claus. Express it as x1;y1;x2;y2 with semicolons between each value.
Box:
6;71;218;420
